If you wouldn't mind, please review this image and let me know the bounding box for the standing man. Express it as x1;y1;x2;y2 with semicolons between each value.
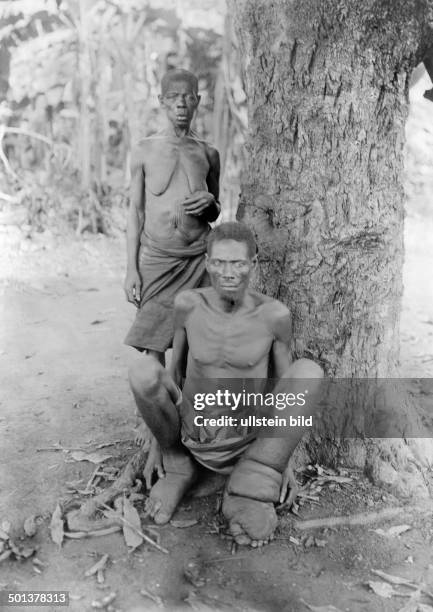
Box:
124;69;220;362
128;222;324;547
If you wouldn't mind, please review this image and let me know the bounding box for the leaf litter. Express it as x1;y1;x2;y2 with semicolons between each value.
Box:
121;496;143;550
49;503;64;548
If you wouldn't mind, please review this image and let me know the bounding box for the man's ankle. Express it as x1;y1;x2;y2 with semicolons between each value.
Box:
226;458;282;503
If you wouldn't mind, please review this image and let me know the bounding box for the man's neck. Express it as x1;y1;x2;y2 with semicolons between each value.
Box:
213;290;249;314
164;122;191;138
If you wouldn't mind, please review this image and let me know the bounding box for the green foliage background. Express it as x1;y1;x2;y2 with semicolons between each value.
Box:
0;0;246;235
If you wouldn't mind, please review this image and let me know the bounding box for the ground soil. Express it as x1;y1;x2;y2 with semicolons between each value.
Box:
0;210;432;612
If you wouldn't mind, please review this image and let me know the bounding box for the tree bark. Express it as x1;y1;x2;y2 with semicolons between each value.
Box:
229;0;433;498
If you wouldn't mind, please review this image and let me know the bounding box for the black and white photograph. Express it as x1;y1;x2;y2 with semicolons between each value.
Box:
1;0;433;610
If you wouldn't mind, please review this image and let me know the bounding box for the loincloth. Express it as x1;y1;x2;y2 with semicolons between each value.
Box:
179;381;258;474
124;232;210;352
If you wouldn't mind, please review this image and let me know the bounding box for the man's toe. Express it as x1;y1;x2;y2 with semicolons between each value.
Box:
234;533;251;546
153;509;171;525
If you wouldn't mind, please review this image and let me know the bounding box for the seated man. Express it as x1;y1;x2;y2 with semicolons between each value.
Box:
129;222;323;546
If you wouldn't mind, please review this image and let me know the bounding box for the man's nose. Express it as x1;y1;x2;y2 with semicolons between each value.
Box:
176;94;187;106
221;262;235;276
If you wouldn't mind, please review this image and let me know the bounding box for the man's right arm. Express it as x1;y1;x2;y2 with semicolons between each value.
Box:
124;149;145;306
169;291;197;387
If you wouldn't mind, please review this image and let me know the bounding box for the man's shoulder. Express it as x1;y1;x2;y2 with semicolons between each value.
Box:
251;291;291;319
174;288;204;311
189;135;219;161
131;135;168;160
251;292;292;341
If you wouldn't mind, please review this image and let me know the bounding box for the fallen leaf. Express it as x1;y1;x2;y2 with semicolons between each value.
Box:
304;535;315;548
299;600;343;612
91;592;116;609
70;450;112;464
367;581;400;598
0;550;12;563
387;525;412;537
0;529;9;541
49;504;64;548
24;515;37;537
84;554;109;577
140;587;163;606
170;519;198;528
314;538;327;547
122;497;143;550
1;521;11;534
373;525;411;537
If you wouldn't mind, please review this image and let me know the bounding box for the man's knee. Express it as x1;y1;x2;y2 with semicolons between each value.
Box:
286;358;323;380
128;354;163;396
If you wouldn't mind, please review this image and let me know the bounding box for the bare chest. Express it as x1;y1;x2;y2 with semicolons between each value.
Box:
144;139;209;196
185;306;274;372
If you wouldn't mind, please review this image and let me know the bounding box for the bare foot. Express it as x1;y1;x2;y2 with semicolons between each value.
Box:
144;449;198;524
134;422;151;447
222;493;278;547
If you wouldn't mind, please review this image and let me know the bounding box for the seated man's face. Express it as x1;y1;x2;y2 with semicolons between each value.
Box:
159;79;200;129
206;239;255;302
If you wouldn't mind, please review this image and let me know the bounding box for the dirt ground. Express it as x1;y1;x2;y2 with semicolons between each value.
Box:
0;211;432;612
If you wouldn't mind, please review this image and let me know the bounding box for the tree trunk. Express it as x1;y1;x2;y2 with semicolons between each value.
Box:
229;0;433;498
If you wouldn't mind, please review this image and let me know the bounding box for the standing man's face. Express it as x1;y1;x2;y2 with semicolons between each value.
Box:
159;79;200;130
206;240;256;302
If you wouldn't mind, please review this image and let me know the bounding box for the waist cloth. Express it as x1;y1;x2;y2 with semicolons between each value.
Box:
124;231;209;352
178;379;258;474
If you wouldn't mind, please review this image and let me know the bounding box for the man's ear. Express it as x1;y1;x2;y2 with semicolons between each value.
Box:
158;94;164;107
195;94;201;107
251;254;258;268
205;253;210;272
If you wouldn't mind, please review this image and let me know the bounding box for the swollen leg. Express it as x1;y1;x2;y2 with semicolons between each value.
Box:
223;358;323;545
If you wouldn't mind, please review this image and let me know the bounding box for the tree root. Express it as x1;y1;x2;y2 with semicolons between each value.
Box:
295;506;415;530
77;447;148;519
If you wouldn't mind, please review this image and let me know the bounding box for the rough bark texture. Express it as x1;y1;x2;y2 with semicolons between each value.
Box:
230;0;433;498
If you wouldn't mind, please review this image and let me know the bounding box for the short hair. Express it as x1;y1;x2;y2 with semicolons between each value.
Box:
206;222;258;259
161;69;198;96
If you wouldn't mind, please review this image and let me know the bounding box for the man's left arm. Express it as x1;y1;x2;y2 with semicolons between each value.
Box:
182;146;221;221
270;306;293;378
203;146;221;222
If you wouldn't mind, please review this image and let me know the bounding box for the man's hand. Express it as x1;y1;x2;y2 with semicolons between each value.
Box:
124;269;142;307
143;434;165;490
182;191;216;216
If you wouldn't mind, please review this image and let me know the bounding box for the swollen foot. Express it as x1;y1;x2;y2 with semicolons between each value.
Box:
144;450;198;524
222;458;281;547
